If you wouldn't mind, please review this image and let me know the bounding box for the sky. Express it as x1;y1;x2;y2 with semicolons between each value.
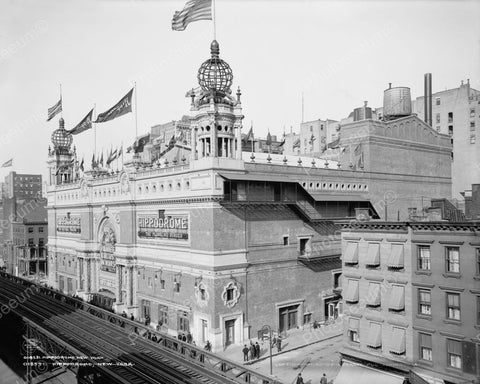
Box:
0;0;479;179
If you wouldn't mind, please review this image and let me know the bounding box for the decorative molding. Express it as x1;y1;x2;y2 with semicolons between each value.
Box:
412;325;436;334
387;319;410;328
386;277;408;285
221;281;241;308
441;273;462;279
469;242;480;247
364;274;384;282
412;282;435;288
343;236;361;241
438;286;465;292
439;241;465;246
414;271;432;276
411;240;435;244
439;331;465;339
365;315;384;323
364;238;383;242
343;272;362;279
386;238;407;243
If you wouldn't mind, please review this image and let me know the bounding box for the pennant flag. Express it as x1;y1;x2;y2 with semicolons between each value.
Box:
118;145;123;158
1;158;13;167
168;134;176;148
309;134;316;144
69;108;93;135
266;131;272;146
293;138;300;149
354;143;362;155
47;98;62;122
80;157;84;172
172;0;212;31
95;88;133;123
106;148;118;166
327;138;340;149
244;127;253;143
99;153;104;167
91;154;96;169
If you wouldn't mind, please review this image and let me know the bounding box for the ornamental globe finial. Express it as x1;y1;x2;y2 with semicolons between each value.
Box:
197;40;233;94
51;117;73;153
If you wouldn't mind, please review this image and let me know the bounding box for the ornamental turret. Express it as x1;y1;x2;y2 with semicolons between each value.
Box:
189;41;244;165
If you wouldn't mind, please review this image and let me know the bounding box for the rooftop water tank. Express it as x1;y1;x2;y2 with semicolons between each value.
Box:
383;84;412;120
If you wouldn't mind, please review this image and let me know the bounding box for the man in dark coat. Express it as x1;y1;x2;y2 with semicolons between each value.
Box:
255;342;260;359
296;373;304;384
320;373;328;384
242;345;249;362
250;342;256;360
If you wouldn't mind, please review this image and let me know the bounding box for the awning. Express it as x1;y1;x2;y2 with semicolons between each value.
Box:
344;279;359;303
366;283;381;307
348;317;360;331
365;243;380;266
218;172;295;183
387;244;404;268
366;323;382;348
307;192;369;202
389;285;405;311
343;242;359;264
389;327;406;355
334;362;405;384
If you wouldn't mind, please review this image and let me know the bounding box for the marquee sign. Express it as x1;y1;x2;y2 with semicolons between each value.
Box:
100;253;116;273
137;214;188;241
56;215;81;234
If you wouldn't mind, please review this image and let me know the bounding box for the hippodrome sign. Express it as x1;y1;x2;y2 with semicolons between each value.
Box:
56;215;81;233
137;215;188;240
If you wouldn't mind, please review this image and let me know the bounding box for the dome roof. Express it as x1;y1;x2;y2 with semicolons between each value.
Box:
197;40;233;94
51;118;73;150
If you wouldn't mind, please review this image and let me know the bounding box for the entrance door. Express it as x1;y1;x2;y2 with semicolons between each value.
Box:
279;305;299;333
225;319;235;346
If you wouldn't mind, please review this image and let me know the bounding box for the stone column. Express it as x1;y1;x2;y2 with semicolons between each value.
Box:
191;127;197;163
126;266;133;307
132;267;139;315
116;265;122;303
84;258;90;292
235;124;243;160
76;256;82;292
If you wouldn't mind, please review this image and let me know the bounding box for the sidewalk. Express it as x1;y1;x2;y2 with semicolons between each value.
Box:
217;317;344;365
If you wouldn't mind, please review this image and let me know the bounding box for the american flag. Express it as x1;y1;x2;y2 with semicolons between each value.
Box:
47;98;62;121
172;0;212;31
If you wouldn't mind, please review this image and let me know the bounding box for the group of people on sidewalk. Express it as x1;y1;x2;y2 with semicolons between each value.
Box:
242;341;261;361
296;372;328;384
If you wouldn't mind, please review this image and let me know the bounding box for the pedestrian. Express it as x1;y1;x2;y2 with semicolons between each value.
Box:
205;340;212;351
296;373;304;384
272;336;277;349
242;345;249;362
277;337;282;352
121;311;127;318
186;332;193;344
320;373;328;384
250;342;256;360
255;342;260;359
130;314;134;321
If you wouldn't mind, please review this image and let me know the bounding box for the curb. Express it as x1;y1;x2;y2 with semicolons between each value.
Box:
244;331;342;366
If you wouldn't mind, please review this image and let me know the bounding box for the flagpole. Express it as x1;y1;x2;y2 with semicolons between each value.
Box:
93;103;97;158
212;0;217;40
60;83;63;118
134;82;138;139
301;92;304;123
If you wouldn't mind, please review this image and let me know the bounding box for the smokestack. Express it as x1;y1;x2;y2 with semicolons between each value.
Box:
424;73;432;126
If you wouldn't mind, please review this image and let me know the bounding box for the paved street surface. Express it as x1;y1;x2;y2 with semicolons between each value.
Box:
217;320;344;384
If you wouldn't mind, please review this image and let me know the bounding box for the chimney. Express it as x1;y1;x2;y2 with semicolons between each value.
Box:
424;73;432;126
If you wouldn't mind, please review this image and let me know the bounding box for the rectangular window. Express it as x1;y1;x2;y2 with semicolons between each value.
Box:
177;311;189;332
436;113;440;124
348;318;359;343
446;247;460;273
28;238;34;245
418;289;431;315
299;238;310;256
470;108;476;117
226;287;234;301
283;236;289;246
173;277;180;293
477;296;480;326
333;272;341;289
28;227;33;233
477;249;480;276
446;292;461;320
448;111;453;122
436;98;441;106
447;339;462;369
38;238;44;246
142;300;151;318
158;305;168;326
470;121;476;129
39;227;44;233
303;313;312;324
448;125;453;136
418;246;431;270
419;333;433;361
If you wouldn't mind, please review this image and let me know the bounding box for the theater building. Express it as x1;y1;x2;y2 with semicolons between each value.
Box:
46;40;452;351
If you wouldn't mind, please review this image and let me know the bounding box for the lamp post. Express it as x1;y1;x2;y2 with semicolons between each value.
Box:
260;325;273;375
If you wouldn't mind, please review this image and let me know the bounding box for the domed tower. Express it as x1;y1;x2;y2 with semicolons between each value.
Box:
190;40;244;165
47;117;75;185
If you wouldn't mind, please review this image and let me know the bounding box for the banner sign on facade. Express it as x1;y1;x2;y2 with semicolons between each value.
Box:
100;253;116;273
56;215;81;233
137;214;188;240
